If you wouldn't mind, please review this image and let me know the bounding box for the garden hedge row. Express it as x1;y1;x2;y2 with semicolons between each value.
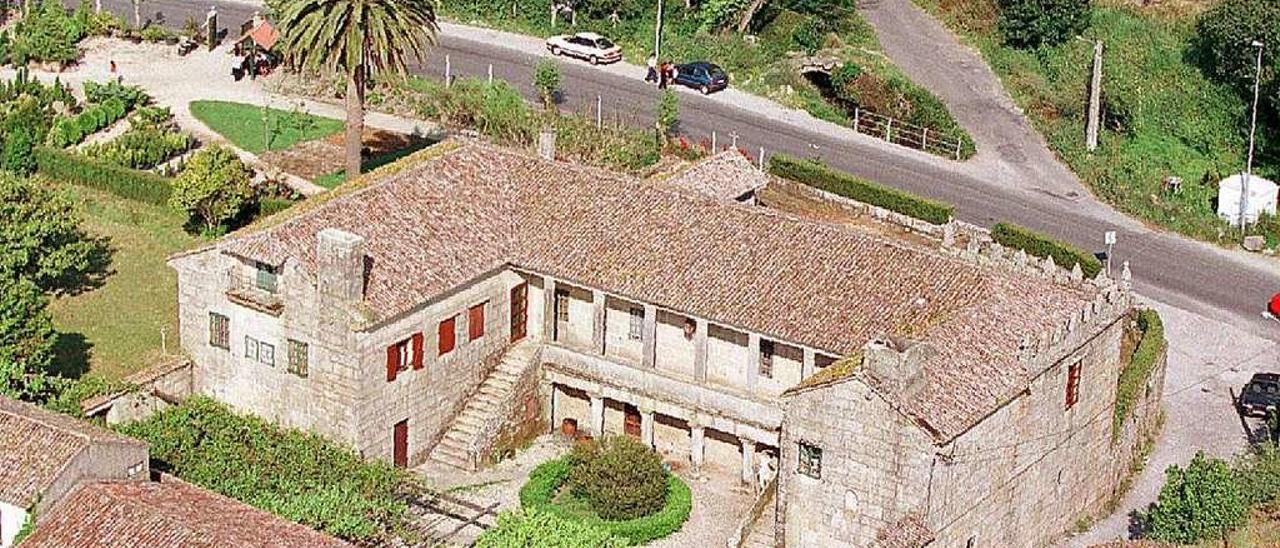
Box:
990;222;1103;278
35;146;172;205
1112;309;1165;438
767;153;954;225
47;96;128;148
520;458;692;546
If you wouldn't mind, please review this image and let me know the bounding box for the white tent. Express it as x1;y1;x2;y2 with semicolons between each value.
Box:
1218;172;1278;226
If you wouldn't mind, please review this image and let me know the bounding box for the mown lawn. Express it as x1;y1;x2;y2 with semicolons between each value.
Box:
190;100;344;154
46;182;196;380
312;141;433;189
911;0;1274;245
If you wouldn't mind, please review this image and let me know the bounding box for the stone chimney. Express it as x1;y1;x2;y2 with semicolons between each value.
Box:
316;228;366;303
862;336;932;399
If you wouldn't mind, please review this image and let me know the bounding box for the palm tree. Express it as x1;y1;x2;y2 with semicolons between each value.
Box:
277;0;438;180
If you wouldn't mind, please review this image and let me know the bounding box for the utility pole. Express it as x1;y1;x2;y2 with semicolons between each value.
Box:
1085;40;1103;152
654;0;663;59
1240;40;1264;232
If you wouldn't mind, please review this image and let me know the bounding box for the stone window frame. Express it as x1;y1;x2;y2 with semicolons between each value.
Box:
255;261;279;294
798;440;822;479
287;339;309;378
258;341;276;366
555;288;570;323
759;339;775;378
245;335;260;361
628;306;644;340
209;312;230;350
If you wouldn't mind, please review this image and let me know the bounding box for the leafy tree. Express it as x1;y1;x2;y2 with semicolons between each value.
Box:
656;89;679;144
699;0;748;33
534;58;561;111
277;0;438;180
0;173;101;293
996;0;1091;49
1146;452;1247;544
476;509;623;548
567;435;669;520
0;274;58;401
169;145;253;234
1194;0;1280;118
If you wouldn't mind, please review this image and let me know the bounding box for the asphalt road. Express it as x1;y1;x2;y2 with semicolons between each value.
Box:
97;0;1280;339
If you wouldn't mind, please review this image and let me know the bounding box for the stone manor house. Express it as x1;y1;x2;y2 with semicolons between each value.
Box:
167;140;1164;547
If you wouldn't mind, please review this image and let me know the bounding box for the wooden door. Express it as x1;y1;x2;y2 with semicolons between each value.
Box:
510;282;528;342
393;419;408;468
623;404;641;438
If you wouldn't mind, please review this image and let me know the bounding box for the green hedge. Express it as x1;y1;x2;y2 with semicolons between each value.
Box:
35;146;172;205
990;222;1103;278
1113;309;1165;439
47;97;128;148
767;153;954;225
520;458;692;546
258;197;295;217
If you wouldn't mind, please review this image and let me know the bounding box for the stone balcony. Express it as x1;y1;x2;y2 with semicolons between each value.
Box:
225;270;284;316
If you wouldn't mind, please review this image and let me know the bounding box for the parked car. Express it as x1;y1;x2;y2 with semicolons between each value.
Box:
1239;372;1280;417
546;32;622;65
672;61;729;95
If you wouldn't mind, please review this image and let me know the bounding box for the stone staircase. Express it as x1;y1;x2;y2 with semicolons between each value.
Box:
742;500;777;548
429;341;538;471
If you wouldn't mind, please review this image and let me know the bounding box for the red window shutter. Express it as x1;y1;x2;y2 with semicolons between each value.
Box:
439;317;456;356
1065;362;1081;409
411;332;424;369
469;303;486;340
386;344;399;382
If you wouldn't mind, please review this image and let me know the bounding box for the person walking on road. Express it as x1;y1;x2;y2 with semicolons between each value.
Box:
646;54;658;83
658;61;670;89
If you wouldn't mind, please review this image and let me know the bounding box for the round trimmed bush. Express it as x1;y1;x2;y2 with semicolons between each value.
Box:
568;436;668;521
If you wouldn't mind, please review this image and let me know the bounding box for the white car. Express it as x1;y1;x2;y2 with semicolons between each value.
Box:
546;32;623;65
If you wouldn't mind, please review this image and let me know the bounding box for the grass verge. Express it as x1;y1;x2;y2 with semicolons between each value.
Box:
190;100;343;154
313;142;432;189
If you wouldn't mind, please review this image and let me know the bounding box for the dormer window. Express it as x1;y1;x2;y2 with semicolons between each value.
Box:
255;262;278;293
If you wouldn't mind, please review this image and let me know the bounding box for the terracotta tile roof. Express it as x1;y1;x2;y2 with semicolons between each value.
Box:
210;141;1093;441
21;476;351;548
663;150;770;200
874;514;935;548
0;396;145;508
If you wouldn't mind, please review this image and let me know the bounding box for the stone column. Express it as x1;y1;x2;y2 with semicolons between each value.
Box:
640;408;655;448
546;383;559;433
589;393;605;437
693;318;709;383
641;304;657;368
740;436;755;484
690;423;706;471
542;276;557;341
591;290;606;355
746;333;761;392
802;348;816;379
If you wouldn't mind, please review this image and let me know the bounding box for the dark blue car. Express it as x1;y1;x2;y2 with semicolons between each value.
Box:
673;62;728;95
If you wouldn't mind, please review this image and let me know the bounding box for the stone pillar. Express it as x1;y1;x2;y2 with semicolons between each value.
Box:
542;276;557;341
746;333;761;392
690;423;706;471
640;408;655;448
591;290;606;355
802;348;816;379
693;318;709;383
589;394;605;437
547;384;559;433
641;304;657;368
740;436;755;484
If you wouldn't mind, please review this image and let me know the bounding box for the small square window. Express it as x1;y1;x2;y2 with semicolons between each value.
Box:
555;289;570;323
209;313;230;349
287;339;308;378
798;441;822;479
259;342;275;366
244;336;259;360
255;262;278;293
628;307;644;340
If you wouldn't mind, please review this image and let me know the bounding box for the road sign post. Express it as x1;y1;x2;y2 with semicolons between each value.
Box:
1104;230;1117;279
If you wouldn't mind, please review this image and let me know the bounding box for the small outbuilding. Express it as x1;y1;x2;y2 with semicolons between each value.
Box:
1217;172;1278;226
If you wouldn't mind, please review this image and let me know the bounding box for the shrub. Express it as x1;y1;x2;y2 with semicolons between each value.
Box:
9;0;84;65
1194;0;1280;119
84;80;149;109
477;509;624;548
990;222;1103;278
34;146;173;204
768;153;954;224
1146;452;1246;544
520;457;692;545
792;17;824;55
534;58;561;110
656;89;678;141
1112;309;1164;438
996;0;1092;49
257;197;295;217
116;397;412;542
1234;443;1280;508
1;95;53;175
568;436;669;521
49;96;131;148
82;126;194;170
169;145;253;233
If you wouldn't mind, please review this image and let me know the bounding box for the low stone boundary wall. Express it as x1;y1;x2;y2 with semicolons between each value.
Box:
81;357;194;425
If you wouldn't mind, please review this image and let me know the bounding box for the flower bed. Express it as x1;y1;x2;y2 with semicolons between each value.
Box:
519;457;692;545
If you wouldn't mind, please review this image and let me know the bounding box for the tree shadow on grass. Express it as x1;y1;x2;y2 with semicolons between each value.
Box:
46;236;115;298
50;331;92;380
